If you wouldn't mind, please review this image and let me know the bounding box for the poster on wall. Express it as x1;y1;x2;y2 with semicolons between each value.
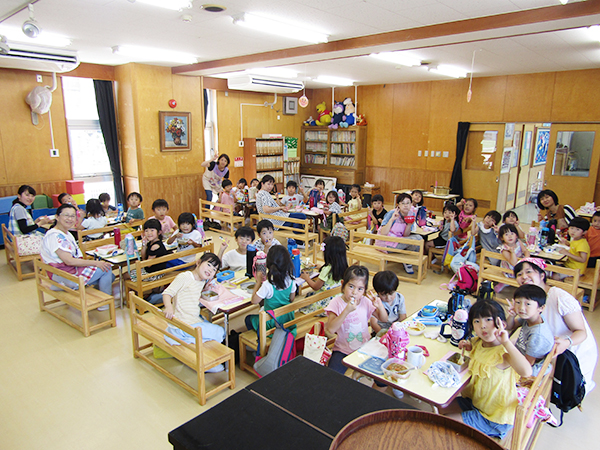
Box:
501;148;513;174
533;129;550;166
511;130;521;168
159;111;191;151
521;130;532;167
504;123;515;141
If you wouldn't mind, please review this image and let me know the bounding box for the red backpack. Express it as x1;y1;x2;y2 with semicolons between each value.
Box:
456;264;478;293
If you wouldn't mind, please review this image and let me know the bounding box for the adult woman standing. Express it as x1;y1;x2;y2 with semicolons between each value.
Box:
8;185;51;236
514;258;597;393
41;204;115;302
201;153;230;202
537;189;576;231
255;175;306;232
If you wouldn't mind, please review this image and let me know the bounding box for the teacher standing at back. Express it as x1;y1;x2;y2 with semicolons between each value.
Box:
201;153;230;202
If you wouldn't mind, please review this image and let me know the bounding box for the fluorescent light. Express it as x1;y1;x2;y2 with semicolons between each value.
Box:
428;65;467;78
0;26;71;47
246;67;298;78
233;13;329;44
112;45;197;64
370;52;421;67
588;25;600;41
313;75;354;86
560;0;569;5
132;0;192;11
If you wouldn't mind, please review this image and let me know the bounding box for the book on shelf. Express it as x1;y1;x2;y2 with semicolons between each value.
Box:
256;155;283;171
304;154;327;165
330;143;355;154
330;130;356;142
304;130;328;141
330;156;356;167
256;140;284;155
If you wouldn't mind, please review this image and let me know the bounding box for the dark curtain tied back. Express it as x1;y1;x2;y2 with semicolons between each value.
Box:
94;80;125;205
449;122;470;201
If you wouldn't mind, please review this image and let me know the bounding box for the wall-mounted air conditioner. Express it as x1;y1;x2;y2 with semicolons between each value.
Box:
228;75;304;94
0;42;79;73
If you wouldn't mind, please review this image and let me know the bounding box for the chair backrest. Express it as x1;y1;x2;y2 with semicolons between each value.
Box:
333;209;369;227
199;199;234;219
258;213;310;239
34;258;86;295
349;229;424;256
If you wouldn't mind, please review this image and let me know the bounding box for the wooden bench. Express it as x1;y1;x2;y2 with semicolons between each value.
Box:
125;242;214;303
34;258;116;337
577;259;599;311
2;223;39;281
78;221;144;260
259;213;318;263
347;230;427;284
239;286;341;374
129;293;235;405
504;345;557;450
477;249;583;301
320;209;369;241
199;199;244;236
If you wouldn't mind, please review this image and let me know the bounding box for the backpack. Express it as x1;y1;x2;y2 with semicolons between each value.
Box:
456;263;478;293
331;219;349;243
551;349;586;426
253;310;297;377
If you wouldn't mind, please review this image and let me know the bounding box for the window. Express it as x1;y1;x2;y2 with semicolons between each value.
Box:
62;77;115;202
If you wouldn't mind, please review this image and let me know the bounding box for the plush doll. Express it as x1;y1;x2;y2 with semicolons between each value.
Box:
328;101;344;129
341;98;355;128
315;102;332;126
304;116;317;126
356;114;367;126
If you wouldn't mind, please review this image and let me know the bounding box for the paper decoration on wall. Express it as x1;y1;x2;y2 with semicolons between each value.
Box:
234;156;244;167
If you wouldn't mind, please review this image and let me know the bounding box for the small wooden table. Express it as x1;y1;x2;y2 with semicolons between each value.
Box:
343;300;470;413
392;189;460;205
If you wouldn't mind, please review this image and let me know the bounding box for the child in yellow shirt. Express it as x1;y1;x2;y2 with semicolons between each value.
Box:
555;217;590;278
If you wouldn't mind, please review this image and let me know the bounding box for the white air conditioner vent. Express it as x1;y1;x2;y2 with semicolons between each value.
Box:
228;75;303;94
0;42;79;73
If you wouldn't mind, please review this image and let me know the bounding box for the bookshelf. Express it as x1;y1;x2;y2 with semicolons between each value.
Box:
244;136;300;191
300;126;367;185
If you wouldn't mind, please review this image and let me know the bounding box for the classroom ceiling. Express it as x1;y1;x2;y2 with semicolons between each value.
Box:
1;0;600;87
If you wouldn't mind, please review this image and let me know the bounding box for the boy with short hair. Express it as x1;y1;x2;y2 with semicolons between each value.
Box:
367;194;387;230
253;219;282;253
218;226;256;272
556;217;590;276
368;270;407;333
126;192;144;223
471;210;502;265
281;180;306;208
587;211;600;268
99;192;116;213
149;198;177;236
503;210;525;239
508;284;555;376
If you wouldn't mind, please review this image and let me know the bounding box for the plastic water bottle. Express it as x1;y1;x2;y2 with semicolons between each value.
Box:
246;244;256;278
292;249;301;278
124;232;136;257
113;227;121;246
338;188;346;204
287;238;298;257
540;227;549;249
197;219;206;241
527;227;538;250
117;203;124;221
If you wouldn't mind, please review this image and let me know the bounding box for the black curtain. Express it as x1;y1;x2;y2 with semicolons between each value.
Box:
94;80;124;205
204;88;209;125
449;122;470;199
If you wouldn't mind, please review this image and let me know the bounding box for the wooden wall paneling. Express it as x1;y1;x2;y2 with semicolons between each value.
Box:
390;82;431;169
0;118;7;185
358;84;393;167
460;76;508;122
0;181;66;198
115;64;139;180
504;73;555;122
427;78;466;171
142;174;204;220
551;69;600;122
123;176;139;199
62;63;116;81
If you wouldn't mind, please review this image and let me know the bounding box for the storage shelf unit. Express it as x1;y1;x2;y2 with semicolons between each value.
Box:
244;136;300;191
300;126;366;185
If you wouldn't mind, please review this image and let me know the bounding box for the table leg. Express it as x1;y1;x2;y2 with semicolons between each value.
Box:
118;266;124;309
223;312;230;372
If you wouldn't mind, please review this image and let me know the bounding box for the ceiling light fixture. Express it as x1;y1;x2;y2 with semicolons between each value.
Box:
22;3;41;38
588;25;600;41
370;52;421;67
112;45;198;64
427;65;467;78
313;75;354;86
246;67;299;78
560;0;569;5
131;0;193;11
233;13;329;44
0;26;71;47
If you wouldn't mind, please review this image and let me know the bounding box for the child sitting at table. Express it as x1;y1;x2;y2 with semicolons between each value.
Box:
126;192;144;223
426;202;459;250
248;178;259;201
495;223;530;293
471;210;502;265
162;252;226;370
128;218;171;285
347;184;362;222
149;198;177;236
368;270;407;334
447;299;532;439
367;194;387;231
321;190;343;231
245;245;297;336
99;192;116;214
232;178;247;201
325;265;388;375
456;198;478;240
253;219;282;253
506;285;555;376
502;210;525;239
281;180;306;208
308;179;326;206
218;226;255;272
81;198;107;240
166;212;204;265
555;217;590;279
586;211;600;268
410;189;427;226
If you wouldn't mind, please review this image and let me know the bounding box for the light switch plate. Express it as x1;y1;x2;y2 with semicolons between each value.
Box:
50;148;59;157
418;150;422;157
238;141;244;147
424;151;428;157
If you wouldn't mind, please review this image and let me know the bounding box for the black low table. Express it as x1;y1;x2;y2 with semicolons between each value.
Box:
169;356;413;449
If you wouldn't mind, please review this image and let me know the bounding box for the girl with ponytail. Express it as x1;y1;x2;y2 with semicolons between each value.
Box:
245;245;298;335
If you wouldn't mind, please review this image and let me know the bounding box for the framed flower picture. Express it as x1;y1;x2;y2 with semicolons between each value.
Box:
159;111;191;151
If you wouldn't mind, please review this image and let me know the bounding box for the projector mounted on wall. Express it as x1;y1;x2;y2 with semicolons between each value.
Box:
227;75;304;94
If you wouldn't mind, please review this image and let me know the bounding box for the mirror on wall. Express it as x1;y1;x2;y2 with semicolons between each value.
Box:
552;131;595;177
